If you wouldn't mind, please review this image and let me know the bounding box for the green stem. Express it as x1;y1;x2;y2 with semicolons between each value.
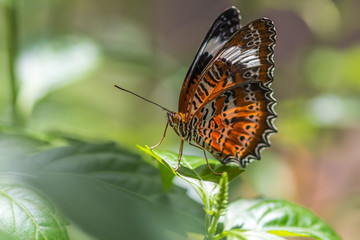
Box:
205;173;229;240
213;231;229;240
4;1;21;126
204;194;212;230
204;200;212;239
205;210;211;235
206;211;221;239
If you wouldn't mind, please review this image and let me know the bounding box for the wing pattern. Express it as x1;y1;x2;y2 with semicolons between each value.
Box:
184;18;277;167
179;7;241;113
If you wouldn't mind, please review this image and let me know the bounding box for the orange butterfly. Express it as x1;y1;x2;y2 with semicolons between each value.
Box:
115;6;277;175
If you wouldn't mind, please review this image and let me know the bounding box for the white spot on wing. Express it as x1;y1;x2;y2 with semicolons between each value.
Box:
243;59;261;68
221;46;241;61
220;46;261;69
203;37;225;56
232;48;258;63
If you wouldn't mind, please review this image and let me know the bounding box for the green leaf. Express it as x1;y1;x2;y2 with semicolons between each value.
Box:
28;142;205;239
0;131;47;158
0;231;18;240
139;145;243;182
0;175;69;240
225;229;286;240
158;157;176;192
223;198;341;240
138;145;243;209
0;132;67;240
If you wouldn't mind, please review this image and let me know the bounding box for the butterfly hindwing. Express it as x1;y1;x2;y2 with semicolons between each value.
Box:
187;18;277;167
178;7;241;113
191;81;276;167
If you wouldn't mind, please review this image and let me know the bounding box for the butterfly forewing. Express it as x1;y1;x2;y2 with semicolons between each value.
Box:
185;17;277;167
179;7;241;113
185;18;276;118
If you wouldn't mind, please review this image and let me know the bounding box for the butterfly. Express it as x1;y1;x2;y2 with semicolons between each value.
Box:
115;6;277;175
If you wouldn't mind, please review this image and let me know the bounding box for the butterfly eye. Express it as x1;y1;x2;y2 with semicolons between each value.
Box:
167;112;179;125
173;115;180;123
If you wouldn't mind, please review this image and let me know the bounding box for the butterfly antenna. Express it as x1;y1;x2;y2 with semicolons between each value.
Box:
114;85;172;113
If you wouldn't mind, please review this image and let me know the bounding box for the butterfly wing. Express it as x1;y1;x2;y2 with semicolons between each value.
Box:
178;7;241;113
186;18;277;167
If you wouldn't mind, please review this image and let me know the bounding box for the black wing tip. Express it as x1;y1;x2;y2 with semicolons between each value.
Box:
221;6;241;21
223;8;275;25
225;6;240;13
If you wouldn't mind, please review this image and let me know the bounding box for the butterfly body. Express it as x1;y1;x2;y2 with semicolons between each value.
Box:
169;7;277;168
115;6;277;172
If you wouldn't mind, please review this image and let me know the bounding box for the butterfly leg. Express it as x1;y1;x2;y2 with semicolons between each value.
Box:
189;143;222;175
150;122;169;149
174;138;184;172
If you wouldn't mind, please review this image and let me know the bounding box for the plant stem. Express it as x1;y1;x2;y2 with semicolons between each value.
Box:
4;1;21;126
213;231;228;240
205;210;211;234
206;211;221;239
204;201;212;239
205;173;228;240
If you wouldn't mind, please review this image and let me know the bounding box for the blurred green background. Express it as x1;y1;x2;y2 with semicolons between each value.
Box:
1;0;360;239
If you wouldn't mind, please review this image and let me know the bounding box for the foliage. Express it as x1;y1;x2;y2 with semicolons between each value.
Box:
0;135;341;239
143;147;341;240
0;0;353;239
0;136;205;240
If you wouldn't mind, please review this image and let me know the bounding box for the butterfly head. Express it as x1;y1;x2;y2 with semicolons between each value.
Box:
167;112;188;139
